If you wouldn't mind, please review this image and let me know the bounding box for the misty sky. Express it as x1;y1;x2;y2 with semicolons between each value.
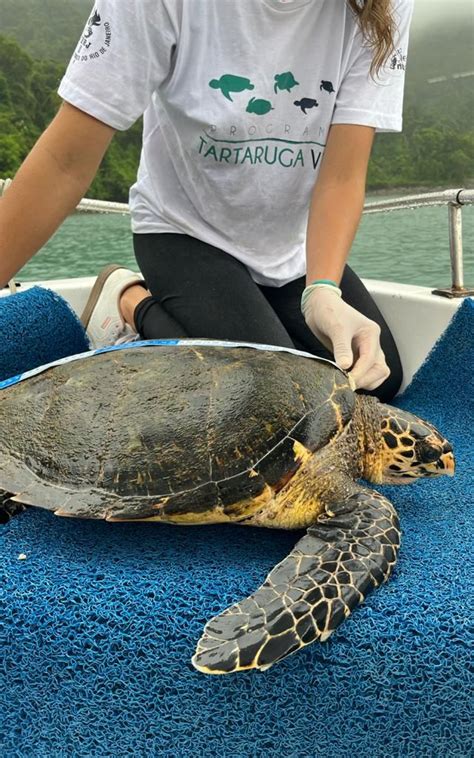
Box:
411;0;473;30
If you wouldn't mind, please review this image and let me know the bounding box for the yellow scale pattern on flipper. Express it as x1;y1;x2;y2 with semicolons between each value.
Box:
193;488;401;675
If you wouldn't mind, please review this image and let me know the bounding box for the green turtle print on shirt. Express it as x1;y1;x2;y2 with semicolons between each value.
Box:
209;74;255;102
246;97;274;115
274;71;299;94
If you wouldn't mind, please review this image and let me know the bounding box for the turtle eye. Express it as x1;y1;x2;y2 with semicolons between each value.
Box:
415;440;441;463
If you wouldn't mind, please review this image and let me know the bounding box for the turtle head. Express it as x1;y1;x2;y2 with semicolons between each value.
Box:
358;399;455;484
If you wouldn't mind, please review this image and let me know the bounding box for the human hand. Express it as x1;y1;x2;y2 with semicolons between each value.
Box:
303;287;390;391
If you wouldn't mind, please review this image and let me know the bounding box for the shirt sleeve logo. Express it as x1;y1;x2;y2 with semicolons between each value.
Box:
389;48;407;71
72;6;112;64
82;9;102;49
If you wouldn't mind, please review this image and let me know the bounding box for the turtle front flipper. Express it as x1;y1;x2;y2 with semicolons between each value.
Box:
192;488;400;675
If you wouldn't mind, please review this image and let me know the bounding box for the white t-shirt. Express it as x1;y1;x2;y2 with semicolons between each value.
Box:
58;0;414;286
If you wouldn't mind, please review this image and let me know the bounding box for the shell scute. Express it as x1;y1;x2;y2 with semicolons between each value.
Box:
217;470;267;509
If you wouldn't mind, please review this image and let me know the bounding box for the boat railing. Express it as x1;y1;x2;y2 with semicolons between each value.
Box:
364;188;474;298
1;178;473;298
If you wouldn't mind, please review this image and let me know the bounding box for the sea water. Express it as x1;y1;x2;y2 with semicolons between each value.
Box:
17;199;474;289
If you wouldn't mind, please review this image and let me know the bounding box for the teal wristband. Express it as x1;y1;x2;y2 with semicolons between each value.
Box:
309;278;339;288
301;280;343;317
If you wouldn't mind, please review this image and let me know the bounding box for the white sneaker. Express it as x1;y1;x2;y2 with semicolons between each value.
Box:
81;264;145;349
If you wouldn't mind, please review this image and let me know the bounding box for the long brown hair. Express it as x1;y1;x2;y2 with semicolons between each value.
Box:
346;0;396;78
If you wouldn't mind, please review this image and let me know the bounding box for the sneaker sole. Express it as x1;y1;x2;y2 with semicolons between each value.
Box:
81;264;129;330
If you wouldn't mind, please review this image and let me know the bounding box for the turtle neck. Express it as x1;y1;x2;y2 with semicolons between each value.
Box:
262;0;314;12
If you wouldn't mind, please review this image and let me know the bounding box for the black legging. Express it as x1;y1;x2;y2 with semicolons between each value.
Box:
133;233;403;402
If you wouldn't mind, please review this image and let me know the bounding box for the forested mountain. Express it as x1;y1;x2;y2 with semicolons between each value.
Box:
0;0;472;200
0;0;92;62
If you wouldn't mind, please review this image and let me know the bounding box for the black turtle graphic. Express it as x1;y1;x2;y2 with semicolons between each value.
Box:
320;80;335;94
83;9;101;48
294;98;319;115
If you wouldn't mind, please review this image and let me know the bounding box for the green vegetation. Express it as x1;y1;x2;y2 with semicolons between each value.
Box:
0;0;472;199
0;0;92;63
368;14;474;189
0;32;142;202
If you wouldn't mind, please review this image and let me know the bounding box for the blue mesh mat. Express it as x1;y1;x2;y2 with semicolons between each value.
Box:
1;297;473;757
0;287;89;382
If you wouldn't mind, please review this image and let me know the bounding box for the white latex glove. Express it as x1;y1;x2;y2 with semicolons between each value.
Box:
303;287;391;391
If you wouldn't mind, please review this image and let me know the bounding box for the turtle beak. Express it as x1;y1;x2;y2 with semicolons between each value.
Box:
440;451;455;477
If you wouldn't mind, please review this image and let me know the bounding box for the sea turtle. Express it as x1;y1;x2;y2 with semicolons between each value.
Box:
320;80;335;93
209;74;254;102
274;71;300;94
246;97;274;115
294;97;319;114
0;342;454;675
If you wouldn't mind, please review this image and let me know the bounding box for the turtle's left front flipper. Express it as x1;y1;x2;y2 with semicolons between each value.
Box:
192;488;400;674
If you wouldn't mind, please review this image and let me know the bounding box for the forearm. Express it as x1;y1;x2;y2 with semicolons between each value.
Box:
0;145;88;287
305;175;366;287
0;103;115;288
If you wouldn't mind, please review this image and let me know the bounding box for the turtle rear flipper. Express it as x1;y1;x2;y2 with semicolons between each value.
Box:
192;488;400;674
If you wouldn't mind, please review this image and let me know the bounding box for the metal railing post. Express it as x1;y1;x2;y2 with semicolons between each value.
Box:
432;190;474;298
448;202;464;290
